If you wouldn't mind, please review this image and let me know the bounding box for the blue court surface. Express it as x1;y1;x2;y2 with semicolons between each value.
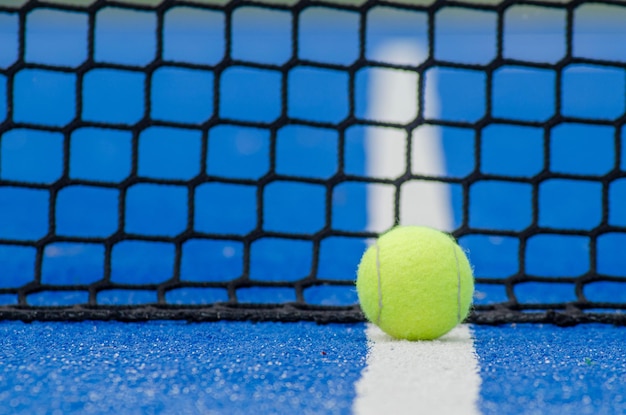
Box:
1;3;626;414
475;324;626;415
0;321;368;415
1;322;625;414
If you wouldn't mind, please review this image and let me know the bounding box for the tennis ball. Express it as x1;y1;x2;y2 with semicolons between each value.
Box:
356;226;474;341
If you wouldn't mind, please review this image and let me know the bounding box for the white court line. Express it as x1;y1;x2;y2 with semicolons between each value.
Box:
354;325;480;415
363;43;453;233
353;42;481;415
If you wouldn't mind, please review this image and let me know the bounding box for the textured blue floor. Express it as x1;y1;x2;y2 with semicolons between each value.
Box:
0;321;367;415
475;324;626;415
3;322;626;414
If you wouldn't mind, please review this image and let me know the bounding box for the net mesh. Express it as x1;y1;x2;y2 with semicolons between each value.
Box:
1;0;626;325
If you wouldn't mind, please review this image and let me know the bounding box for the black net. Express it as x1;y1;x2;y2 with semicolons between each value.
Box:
1;0;625;325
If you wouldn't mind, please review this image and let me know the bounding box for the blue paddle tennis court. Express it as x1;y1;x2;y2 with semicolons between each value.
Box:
1;2;625;414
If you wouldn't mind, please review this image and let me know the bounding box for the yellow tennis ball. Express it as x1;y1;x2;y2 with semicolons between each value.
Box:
356;226;474;341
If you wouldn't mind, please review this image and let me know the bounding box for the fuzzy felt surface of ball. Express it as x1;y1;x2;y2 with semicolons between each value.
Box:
356;226;474;340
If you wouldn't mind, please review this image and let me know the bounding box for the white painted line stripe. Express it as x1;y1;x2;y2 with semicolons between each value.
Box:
356;40;481;415
365;42;453;233
364;42;421;234
402;124;454;232
353;324;481;415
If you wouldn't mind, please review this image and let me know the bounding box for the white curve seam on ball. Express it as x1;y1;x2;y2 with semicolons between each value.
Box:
375;242;383;326
453;242;462;323
352;324;481;415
